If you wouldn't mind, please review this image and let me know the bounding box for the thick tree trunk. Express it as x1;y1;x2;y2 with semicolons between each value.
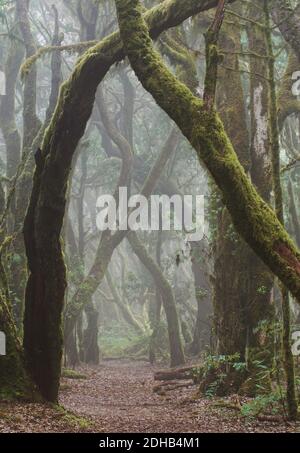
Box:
264;0;298;419
212;21;250;361
246;3;275;363
210;15;274;383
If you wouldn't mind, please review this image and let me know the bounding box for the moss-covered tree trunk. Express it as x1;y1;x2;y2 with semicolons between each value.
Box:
0;260;34;399
264;0;298;420
246;1;275;371
205;13;274;393
211;21;251;362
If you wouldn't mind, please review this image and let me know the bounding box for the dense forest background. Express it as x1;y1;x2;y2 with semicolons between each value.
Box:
1;0;300;433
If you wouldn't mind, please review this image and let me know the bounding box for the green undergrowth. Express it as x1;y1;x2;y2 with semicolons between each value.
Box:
0;401;93;431
53;404;92;430
240;392;286;419
100;322;150;358
100;321;169;362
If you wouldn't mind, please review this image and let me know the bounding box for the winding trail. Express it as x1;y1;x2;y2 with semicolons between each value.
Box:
60;360;299;433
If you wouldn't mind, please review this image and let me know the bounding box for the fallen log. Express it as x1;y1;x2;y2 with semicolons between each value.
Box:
153;381;195;394
154;365;199;381
153;380;194;393
257;415;284;423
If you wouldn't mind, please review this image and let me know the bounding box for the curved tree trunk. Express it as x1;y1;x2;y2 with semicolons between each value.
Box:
106;269;144;334
127;231;185;367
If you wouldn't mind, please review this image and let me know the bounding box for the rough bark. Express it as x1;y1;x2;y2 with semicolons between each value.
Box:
264;0;298;420
212;19;251;361
239;1;274;369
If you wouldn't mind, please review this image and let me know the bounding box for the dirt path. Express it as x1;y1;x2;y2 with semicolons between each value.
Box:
60;360;300;433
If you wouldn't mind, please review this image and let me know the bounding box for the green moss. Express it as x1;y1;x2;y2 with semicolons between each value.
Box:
0;292;38;401
51;404;92;430
20;41;99;79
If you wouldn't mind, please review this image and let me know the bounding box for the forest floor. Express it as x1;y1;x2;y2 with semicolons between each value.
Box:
1;359;300;433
